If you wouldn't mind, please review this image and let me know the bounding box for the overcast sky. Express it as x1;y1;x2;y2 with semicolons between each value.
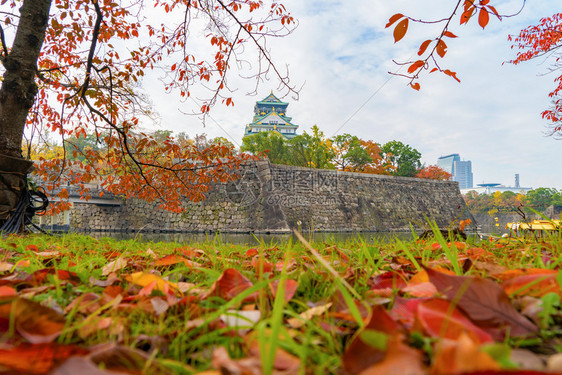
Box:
143;0;562;190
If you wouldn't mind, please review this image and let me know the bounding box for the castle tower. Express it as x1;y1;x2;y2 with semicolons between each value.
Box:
243;92;299;139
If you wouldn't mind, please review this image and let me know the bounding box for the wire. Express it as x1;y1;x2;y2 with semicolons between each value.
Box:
0;183;50;235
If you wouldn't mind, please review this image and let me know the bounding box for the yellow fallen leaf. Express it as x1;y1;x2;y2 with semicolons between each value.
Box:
287;302;332;328
125;272;179;294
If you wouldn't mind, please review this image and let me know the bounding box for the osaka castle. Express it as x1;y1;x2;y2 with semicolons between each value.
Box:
243;92;299;139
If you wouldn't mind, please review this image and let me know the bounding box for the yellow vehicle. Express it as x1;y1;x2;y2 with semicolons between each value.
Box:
505;219;561;239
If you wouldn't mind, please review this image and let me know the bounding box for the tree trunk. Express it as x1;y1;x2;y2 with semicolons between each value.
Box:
0;0;52;227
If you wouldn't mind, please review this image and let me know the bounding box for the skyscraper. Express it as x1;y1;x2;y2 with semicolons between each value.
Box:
437;154;473;189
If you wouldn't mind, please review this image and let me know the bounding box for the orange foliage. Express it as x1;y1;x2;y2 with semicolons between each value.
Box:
415;165;452;180
360;140;395;175
8;0;296;211
387;1;501;88
510;13;562;137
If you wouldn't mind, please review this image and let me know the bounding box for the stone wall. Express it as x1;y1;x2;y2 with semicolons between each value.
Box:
70;161;472;233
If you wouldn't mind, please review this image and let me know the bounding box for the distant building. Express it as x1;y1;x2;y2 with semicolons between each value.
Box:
437;153;473;189
460;176;533;195
243;92;299;139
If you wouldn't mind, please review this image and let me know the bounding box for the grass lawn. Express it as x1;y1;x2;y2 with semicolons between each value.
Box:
0;230;560;374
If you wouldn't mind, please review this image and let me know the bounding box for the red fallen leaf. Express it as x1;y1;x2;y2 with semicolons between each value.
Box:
29;268;80;285
357;334;425;375
330;290;370;321
502;272;560;297
0;343;89;374
178;247;205;259
415;298;493;344
245;248;259;258
0;285;17;297
466;246;492;260
210;268;255;301
496;268;557;282
0;296;66;344
25;244;39;252
269;279;298;304
103;285;124;299
342;305;403;374
251;256;273;273
390;297;430;329
425;267;538;338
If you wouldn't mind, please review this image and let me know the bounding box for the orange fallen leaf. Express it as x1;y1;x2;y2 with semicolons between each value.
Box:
0;343;88;374
125;272;179;295
502;272;560;297
358;334;425;375
431;333;499;374
0;296;66;344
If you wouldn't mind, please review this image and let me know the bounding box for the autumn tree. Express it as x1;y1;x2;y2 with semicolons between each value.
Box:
0;0;296;225
331;134;371;172
360;140;394;175
416;165;452;181
510;13;562;138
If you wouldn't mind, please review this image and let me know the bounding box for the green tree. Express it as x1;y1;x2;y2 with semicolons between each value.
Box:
240;131;290;165
331;134;371;172
526;188;559;211
289;126;335;169
380;141;422;177
64;132;103;161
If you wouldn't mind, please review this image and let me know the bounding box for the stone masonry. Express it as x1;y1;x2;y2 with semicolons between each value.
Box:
70;160;473;233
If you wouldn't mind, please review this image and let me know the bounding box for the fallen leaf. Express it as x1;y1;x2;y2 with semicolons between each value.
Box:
425;267;538;338
0;285;17;296
0;261;14;272
51;355;124;375
0;296;66;344
209;268;254;301
287;302;332;329
0;343;88;374
125;272;179;295
358;334;425;375
245;331;301;372
431;333;499;374
415;298;493;344
102;257;128;276
154;254;201;268
220;310;261;329
343;305;403;374
269;279;298;304
502;272;559;297
89;343;168;374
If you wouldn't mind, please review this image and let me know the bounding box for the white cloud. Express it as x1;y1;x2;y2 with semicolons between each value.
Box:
142;0;562;189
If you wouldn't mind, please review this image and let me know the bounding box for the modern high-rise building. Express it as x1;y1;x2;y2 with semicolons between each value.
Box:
437;153;473;189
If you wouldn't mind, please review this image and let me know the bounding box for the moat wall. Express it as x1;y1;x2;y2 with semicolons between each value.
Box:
70;161;473;233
